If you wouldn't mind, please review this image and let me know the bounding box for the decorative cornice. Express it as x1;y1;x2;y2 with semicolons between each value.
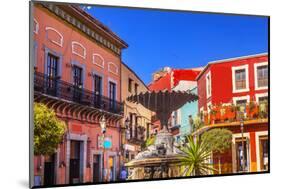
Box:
42;3;123;56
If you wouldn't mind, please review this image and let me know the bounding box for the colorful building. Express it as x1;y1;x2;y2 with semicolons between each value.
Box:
194;53;268;174
120;63;152;163
148;67;202;137
32;2;128;186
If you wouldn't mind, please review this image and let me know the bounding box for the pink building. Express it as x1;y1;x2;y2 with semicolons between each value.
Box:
32;2;127;186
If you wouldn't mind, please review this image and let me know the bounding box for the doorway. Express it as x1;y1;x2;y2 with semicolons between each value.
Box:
259;136;268;171
44;154;55;186
69;140;81;184
235;138;249;172
108;156;116;181
92;154;102;182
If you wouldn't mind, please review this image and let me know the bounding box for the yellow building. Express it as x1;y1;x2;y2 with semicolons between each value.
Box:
121;62;152;163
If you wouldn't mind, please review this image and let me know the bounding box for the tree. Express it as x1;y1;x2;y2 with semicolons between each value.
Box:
201;128;232;174
34;103;66;155
179;136;216;176
142;135;156;149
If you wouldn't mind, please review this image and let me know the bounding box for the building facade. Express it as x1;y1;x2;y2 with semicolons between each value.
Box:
32;2;128;186
195;53;268;174
121;63;152;163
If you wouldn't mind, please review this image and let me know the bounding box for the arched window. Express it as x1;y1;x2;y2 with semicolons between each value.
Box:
71;41;86;59
33;18;39;34
108;62;118;75
45;27;63;47
92;54;105;68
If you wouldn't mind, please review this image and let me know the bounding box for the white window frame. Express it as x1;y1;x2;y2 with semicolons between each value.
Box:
233;95;250;105
254;62;268;91
232;64;249;93
206;71;212;99
255;92;268;104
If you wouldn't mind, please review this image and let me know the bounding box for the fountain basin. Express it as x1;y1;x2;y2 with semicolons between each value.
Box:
126;155;183;180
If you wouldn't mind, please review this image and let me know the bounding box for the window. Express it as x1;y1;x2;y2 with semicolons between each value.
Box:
235;69;246;90
232;65;249;93
256;93;268;104
128;78;133;93
46;53;59;95
236;99;247;106
73;66;83;101
47;53;58;78
93;74;102;107
233;96;249;116
233;96;249;105
135;83;138;95
255;63;268;90
73;66;83;87
109;81;116;110
94;74;102;95
206;72;211;98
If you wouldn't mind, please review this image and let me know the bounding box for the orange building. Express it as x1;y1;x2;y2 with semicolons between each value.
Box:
32;2;127;186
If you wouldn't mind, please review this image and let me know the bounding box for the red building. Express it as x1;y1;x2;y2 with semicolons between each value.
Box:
32;3;128;186
195;53;268;174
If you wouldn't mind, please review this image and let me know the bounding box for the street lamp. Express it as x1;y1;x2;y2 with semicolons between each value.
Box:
100;115;106;134
238;107;246;172
99;115;106;181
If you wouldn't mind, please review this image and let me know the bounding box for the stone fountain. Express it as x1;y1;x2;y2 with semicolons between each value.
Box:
125;90;198;180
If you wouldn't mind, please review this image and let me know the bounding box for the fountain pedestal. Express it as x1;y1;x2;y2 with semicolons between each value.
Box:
154;128;174;155
125;90;198;180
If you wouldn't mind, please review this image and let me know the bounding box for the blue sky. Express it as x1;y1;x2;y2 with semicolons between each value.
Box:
85;6;268;84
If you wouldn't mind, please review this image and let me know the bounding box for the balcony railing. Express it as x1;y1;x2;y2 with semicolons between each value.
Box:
34;71;123;115
201;102;268;126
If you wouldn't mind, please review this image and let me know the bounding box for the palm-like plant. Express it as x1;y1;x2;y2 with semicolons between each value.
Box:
179;136;216;176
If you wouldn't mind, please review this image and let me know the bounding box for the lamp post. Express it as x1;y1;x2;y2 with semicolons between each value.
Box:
99;115;106;181
238;106;246;172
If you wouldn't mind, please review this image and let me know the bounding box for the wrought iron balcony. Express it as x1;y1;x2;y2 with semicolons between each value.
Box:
34;71;123;115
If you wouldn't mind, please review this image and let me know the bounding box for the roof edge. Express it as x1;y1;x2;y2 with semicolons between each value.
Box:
196;52;268;80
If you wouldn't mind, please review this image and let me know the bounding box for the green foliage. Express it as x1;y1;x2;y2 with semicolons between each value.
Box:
179;137;216;176
34;103;66;155
201;128;232;154
193;116;203;130
143;135;156;148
